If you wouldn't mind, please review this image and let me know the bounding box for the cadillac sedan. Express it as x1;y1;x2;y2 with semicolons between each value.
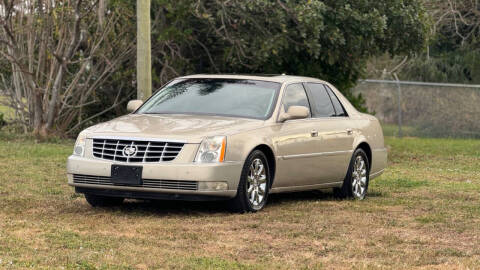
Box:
67;74;387;212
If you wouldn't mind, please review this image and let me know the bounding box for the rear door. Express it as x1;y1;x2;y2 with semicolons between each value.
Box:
303;83;355;183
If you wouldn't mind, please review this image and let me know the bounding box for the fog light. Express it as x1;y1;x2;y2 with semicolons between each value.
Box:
198;181;228;191
201;152;217;162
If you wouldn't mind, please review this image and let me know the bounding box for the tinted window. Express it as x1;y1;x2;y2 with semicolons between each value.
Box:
305;83;336;117
137;79;280;119
325;86;348;116
282;84;311;116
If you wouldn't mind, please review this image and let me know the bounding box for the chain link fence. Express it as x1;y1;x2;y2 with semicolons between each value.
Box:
354;80;480;139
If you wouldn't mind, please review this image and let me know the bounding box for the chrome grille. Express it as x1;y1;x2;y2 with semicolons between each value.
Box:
73;174;198;191
92;138;184;163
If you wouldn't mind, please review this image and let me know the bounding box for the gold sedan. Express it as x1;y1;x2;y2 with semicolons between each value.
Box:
67;74;387;212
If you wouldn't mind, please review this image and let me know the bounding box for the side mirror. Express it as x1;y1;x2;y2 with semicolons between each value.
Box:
127;100;143;113
278;106;309;122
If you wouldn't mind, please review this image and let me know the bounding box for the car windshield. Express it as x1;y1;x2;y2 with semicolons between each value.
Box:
137;78;281;119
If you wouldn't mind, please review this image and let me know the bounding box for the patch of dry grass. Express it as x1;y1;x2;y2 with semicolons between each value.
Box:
0;136;479;269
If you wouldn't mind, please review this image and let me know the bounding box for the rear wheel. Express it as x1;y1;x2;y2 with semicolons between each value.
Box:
229;150;270;213
334;148;370;200
84;193;124;207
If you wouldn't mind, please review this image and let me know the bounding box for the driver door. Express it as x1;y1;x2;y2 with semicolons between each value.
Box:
272;83;323;188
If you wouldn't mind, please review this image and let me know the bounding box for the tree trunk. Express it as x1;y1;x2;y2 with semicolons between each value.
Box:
0;0;135;138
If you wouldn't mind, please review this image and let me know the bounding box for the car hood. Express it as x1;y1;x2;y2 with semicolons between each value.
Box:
84;114;265;143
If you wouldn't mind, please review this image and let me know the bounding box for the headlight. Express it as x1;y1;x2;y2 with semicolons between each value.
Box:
73;131;88;157
194;136;226;163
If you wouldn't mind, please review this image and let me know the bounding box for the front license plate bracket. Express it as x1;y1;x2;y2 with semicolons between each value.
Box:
111;165;143;185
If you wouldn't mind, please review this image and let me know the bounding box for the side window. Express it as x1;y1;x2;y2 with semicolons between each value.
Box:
325;86;348;117
282;83;311;116
305;83;336;117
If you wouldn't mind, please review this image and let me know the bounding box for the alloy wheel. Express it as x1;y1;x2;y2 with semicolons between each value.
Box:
246;158;267;209
352;155;368;199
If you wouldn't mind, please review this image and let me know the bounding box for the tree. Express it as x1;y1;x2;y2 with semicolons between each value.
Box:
368;0;480;84
148;0;429;110
0;0;429;137
0;0;135;137
407;0;480;83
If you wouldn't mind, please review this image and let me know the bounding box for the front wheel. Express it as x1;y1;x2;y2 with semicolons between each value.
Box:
334;148;370;200
229;150;270;213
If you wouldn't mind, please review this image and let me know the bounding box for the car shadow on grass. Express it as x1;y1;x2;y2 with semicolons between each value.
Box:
79;188;382;216
69;188;384;216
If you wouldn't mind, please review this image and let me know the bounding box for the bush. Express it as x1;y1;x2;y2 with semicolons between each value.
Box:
0;113;6;129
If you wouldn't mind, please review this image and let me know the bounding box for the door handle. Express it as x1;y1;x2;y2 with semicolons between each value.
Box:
346;128;353;135
311;130;319;137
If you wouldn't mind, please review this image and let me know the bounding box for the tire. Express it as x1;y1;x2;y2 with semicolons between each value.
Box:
229;150;271;213
84;193;124;207
334;148;370;200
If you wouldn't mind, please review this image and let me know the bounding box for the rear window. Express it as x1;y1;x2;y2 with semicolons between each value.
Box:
325;86;348;117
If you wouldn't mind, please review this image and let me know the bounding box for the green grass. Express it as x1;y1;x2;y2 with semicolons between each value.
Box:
0;135;479;269
382;124;417;137
0;95;15;121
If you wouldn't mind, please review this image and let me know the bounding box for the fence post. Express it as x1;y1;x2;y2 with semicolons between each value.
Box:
394;74;403;138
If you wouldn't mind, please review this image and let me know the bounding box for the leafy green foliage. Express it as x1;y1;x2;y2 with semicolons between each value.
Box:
148;0;428;111
383;0;480;84
401;46;480;84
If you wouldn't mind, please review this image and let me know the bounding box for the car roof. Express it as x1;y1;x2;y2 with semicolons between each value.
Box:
178;74;327;84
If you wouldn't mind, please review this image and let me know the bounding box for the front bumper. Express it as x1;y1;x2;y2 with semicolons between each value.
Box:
67;155;243;199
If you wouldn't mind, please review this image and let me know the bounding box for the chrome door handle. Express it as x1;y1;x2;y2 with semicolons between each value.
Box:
346;129;353;135
311;130;319;137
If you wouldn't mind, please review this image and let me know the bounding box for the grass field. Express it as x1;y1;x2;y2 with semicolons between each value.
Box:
0;135;479;269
